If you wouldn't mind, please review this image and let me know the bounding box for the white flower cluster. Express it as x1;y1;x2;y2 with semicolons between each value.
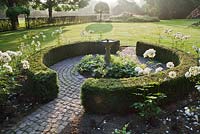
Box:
185;66;200;78
21;60;30;70
165;62;177;79
143;49;156;58
0;50;30;73
0;50;22;63
3;63;13;73
31;40;41;51
31;32;46;40
164;29;191;40
134;67;152;75
172;32;191;40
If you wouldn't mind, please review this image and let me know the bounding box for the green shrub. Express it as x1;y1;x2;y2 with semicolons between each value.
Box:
76;54;137;78
111;15;160;23
81;41;197;114
0;19;12;32
0;74;21;105
27;41;120;102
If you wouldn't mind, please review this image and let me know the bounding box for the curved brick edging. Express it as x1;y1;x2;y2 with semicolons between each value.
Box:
5;56;85;134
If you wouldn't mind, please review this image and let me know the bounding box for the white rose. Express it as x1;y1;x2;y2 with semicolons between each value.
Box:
143;67;152;75
155;67;163;73
143;49;156;58
16;51;23;56
3;63;13;73
138;70;144;75
6;51;18;57
166;62;175;69
195;85;200;92
134;67;143;72
185;72;191;78
21;60;30;70
1;52;12;63
168;71;177;79
189;66;200;76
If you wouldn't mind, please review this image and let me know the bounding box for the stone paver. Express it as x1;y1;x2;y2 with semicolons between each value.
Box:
5;56;85;134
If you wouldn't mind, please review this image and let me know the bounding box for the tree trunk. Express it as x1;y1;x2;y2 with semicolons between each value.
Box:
10;16;18;30
99;12;102;22
8;0;18;30
48;0;53;23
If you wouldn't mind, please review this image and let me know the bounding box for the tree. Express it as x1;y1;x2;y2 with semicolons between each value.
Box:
143;0;200;19
112;0;144;15
94;2;110;22
31;0;90;22
0;0;30;30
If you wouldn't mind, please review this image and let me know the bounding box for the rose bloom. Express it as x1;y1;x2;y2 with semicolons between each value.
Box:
168;71;177;79
166;62;175;69
155;67;163;73
143;49;156;58
1;52;12;63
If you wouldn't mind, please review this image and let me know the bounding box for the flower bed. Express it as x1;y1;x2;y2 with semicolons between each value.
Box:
81;42;197;114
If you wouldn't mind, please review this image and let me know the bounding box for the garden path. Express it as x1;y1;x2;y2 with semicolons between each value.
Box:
6;56;85;134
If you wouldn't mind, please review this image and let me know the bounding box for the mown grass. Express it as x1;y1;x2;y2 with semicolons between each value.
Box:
85;23;113;34
0;19;200;54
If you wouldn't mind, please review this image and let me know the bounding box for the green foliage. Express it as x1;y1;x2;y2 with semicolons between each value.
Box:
192;21;200;27
77;55;105;77
81;42;197;114
111;14;160;22
28;50;58;102
112;124;131;134
6;6;30;18
24;70;59;102
85;23;113;34
26;16;97;29
94;2;110;14
132;89;166;119
32;0;89;19
0;19;12;32
0;73;21;105
76;55;137;78
112;0;144;15
143;0;200;19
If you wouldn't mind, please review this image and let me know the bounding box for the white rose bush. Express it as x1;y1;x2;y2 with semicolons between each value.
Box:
135;48;178;79
164;29;191;49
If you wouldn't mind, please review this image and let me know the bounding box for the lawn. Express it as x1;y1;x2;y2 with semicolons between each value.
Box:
0;19;200;53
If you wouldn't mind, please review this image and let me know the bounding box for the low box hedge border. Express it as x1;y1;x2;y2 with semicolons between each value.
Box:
81;41;197;114
27;41;120;103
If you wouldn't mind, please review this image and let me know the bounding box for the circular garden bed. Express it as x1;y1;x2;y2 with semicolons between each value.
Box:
28;40;196;114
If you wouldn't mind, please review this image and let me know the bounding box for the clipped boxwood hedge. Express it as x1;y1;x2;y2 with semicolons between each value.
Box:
27;41;120;102
81;41;197;114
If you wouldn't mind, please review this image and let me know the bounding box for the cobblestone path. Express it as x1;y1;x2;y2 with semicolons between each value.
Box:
6;56;85;134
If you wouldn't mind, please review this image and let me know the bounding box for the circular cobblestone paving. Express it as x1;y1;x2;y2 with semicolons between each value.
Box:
5;56;85;134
